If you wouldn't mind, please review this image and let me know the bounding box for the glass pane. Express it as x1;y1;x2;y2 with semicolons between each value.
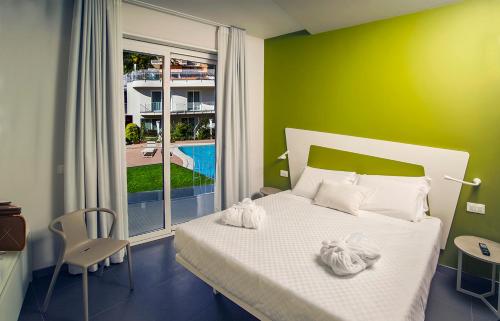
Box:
124;50;165;237
170;58;216;225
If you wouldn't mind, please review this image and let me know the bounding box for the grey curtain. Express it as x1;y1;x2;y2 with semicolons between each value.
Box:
64;0;127;272
215;26;249;210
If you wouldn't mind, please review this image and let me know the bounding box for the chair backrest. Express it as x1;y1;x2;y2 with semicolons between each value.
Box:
49;208;117;253
51;210;90;251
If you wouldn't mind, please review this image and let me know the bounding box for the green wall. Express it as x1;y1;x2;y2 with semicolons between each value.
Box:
264;0;500;271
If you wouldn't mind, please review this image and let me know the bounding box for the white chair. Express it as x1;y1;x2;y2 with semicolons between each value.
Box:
42;208;133;321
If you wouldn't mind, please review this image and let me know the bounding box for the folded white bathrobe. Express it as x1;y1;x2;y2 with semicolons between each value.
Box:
222;198;266;229
320;233;381;276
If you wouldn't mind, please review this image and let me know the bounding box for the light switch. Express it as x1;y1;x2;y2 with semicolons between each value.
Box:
467;202;485;214
280;170;289;178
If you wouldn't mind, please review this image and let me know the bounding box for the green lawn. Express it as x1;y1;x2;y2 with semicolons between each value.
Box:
127;163;214;193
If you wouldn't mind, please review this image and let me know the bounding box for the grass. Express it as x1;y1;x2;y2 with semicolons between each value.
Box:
127;163;214;193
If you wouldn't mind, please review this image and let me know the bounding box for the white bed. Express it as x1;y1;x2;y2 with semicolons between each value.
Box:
175;191;442;321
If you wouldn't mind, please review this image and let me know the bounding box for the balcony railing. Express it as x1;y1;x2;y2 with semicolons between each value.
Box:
125;70;162;83
171;69;215;80
141;101;216;114
124;69;215;84
187;102;202;111
140;102;162;113
171;110;215;115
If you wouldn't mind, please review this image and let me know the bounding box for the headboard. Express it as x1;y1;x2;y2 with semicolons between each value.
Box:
285;128;470;249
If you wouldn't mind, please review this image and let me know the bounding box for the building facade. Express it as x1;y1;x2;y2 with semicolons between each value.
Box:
124;59;215;140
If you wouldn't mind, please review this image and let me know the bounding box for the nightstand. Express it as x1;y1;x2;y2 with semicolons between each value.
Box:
259;187;282;197
455;235;500;318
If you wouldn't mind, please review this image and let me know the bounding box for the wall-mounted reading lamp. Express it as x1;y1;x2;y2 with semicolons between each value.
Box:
444;175;482;187
277;150;289;160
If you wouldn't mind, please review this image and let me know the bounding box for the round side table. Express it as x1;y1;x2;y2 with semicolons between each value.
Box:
259;187;282;197
454;235;500;318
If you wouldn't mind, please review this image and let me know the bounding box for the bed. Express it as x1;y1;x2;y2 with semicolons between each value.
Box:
175;191;442;321
175;128;471;321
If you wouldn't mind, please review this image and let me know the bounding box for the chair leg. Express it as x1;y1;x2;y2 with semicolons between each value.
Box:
126;244;134;291
42;260;63;312
98;260;105;277
82;268;89;321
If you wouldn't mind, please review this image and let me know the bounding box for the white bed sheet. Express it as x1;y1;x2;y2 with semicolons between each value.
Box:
174;191;442;321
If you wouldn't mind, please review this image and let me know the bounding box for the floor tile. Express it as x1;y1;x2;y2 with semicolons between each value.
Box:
17;236;500;321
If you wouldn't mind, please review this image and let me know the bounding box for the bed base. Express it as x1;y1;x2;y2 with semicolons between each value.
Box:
175;254;271;321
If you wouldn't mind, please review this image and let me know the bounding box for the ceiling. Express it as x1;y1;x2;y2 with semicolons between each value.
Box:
138;0;461;38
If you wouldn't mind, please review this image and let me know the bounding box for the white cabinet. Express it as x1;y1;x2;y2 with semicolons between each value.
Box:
0;232;31;321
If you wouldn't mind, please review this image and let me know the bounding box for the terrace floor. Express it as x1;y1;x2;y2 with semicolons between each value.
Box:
128;187;215;237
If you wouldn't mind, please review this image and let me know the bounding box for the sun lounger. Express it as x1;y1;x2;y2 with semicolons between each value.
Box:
141;141;157;157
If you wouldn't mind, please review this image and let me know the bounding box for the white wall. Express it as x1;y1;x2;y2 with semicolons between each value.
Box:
122;2;217;52
0;0;74;270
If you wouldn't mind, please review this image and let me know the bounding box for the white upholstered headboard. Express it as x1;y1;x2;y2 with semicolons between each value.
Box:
285;128;470;249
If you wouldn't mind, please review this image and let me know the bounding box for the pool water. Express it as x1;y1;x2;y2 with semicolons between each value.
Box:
179;144;216;178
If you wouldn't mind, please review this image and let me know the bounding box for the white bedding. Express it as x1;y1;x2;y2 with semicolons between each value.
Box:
174;191;442;321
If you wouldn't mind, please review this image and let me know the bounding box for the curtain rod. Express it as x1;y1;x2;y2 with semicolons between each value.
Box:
123;0;231;29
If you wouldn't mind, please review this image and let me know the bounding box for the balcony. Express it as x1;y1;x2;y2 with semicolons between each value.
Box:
125;69;162;82
140;102;215;115
140;102;162;114
171;101;215;115
170;69;215;80
125;69;215;83
124;69;216;89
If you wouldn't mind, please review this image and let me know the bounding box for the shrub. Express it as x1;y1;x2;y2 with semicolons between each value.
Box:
171;122;193;141
125;123;140;144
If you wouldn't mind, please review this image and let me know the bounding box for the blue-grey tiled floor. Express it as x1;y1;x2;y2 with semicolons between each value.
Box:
19;237;499;321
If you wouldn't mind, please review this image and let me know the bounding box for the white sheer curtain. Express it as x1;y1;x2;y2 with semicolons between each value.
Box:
215;26;249;210
64;0;127;272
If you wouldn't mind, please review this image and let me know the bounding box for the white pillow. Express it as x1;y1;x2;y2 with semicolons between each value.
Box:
313;181;374;216
292;166;357;199
368;175;431;212
357;175;431;222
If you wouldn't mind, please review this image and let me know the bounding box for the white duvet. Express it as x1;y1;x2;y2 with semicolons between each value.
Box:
174;191;442;321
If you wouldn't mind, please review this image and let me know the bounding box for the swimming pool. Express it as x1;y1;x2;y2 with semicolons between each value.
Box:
179;144;216;179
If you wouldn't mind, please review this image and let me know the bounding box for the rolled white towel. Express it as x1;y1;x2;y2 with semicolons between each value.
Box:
320;233;380;276
342;233;380;267
242;203;266;229
320;240;366;276
222;206;243;227
221;198;266;229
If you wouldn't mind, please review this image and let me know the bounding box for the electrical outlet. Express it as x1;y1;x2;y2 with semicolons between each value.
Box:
280;170;289;178
467;202;485;214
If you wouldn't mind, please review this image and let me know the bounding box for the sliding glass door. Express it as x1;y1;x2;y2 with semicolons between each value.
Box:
123;42;170;243
169;55;216;225
123;38;217;243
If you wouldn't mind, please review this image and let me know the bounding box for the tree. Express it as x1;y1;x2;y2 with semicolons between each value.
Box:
195;118;212;140
125;123;140;144
123;52;155;74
